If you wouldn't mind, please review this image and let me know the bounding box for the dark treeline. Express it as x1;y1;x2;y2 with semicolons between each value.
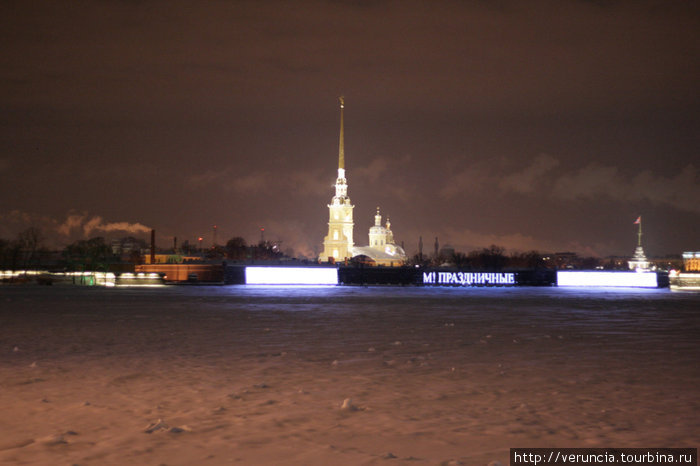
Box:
0;227;49;271
223;237;284;262
406;244;640;271
0;228;288;271
407;244;544;270
0;229;681;272
1;232;126;272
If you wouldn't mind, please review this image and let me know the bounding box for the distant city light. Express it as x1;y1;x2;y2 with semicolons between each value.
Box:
245;266;338;285
557;271;658;288
0;270;163;287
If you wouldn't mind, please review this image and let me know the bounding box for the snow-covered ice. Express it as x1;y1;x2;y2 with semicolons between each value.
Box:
0;285;698;465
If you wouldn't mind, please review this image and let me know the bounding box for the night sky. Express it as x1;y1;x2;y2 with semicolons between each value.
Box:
1;0;698;258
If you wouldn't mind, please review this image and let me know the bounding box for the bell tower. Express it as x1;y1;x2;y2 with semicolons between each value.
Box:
319;97;355;262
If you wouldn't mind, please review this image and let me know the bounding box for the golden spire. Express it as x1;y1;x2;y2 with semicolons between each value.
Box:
338;96;345;170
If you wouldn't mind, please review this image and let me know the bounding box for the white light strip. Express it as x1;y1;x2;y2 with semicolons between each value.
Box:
557;271;658;288
245;266;338;285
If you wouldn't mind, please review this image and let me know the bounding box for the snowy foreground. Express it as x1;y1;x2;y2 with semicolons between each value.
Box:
0;286;698;465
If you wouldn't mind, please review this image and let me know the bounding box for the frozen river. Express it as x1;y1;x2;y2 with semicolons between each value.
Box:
1;285;698;465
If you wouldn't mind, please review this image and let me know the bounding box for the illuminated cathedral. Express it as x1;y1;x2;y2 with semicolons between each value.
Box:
319;98;407;266
353;207;407;266
319;97;355;262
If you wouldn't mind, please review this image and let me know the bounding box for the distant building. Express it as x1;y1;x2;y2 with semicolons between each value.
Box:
628;216;652;271
353;208;407;266
142;253;203;264
136;263;223;283
111;237;147;256
683;252;700;272
628;247;650;271
553;252;578;269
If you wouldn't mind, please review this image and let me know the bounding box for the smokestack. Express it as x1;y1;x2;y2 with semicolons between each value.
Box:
150;229;156;264
173;236;178;252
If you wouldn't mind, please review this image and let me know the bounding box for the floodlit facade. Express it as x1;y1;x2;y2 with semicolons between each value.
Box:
353;208;407;266
682;252;700;272
319;97;354;262
318;98;406;266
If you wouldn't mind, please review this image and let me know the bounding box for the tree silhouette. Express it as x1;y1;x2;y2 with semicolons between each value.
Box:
17;227;43;269
63;237;114;271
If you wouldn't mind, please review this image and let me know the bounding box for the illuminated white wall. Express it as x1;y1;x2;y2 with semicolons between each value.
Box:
245;267;338;285
557;271;658;288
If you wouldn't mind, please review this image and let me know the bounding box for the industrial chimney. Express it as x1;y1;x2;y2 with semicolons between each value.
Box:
150;229;156;264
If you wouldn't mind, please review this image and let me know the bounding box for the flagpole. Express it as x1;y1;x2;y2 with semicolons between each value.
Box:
637;217;642;248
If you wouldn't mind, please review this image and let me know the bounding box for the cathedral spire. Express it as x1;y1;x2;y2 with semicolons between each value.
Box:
320;97;354;263
338;96;345;170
